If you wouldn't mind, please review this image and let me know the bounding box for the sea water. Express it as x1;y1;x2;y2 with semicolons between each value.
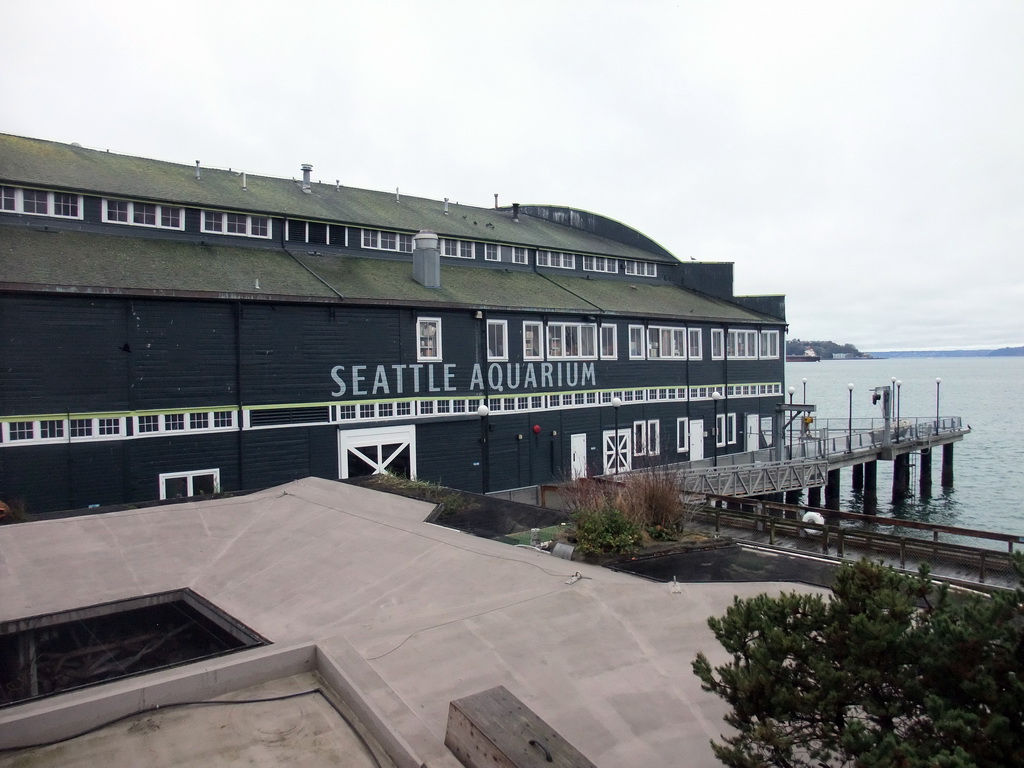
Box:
786;356;1024;536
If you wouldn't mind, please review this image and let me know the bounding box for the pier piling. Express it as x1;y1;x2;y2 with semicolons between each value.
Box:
892;454;911;502
852;463;864;490
942;443;954;487
825;469;841;510
919;448;932;498
864;460;878;514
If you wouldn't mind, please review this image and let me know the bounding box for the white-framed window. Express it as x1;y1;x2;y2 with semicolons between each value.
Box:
647;326;686;359
159;468;220;500
101;199;185;229
523;321;544;360
628;325;646;359
442;238;475;259
633;420;660;456
727;329;759;359
547;322;597;359
487;319;508;361
582;256;618;273
599;324;617;359
688;329;702;360
1;186;84;219
760;330;780;359
362;228;413;253
623;260;657;277
512;247;528;265
711;329;725;360
726;413;737;444
536;250;576;269
716;413;727;447
484;243;499;261
201;210;270;238
1;415;127;444
133;410;235;436
417;317;442;361
676;417;689;453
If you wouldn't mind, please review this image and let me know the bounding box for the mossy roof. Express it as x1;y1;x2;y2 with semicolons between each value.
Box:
0;133;677;264
0;225;773;322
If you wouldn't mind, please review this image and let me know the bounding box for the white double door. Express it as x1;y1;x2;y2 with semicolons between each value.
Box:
338;425;416;479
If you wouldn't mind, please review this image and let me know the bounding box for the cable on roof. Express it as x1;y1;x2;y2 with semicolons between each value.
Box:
0;688;385;768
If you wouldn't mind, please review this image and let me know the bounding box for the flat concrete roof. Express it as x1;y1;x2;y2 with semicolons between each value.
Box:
0;478;826;767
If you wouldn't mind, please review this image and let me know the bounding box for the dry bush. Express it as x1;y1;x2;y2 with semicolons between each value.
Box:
617;467;682;530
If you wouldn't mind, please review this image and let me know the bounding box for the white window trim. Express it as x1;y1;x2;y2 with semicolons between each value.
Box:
646;325;687;360
523;321;544;361
2;187;85;220
688;328;703;360
546;322;598;360
102;199;185;230
727;413;738;444
711;329;725;360
442;238;475;259
362;227;413;253
511;246;529;265
599;324;618;360
760;330;780;359
201;210;271;239
484;243;500;262
417;317;442;361
536;250;576;270
487;319;509;361
727;329;760;359
582;256;619;273
628;325;646;360
716;413;727;447
623;260;657;277
676;417;690;453
633;419;660;457
159;468;221;500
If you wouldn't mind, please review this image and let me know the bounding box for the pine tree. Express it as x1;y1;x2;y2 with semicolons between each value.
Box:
692;558;1024;767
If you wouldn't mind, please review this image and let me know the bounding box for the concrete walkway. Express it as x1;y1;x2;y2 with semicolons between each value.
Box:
0;478;827;767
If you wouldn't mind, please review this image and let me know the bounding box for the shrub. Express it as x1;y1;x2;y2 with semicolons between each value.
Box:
572;506;643;555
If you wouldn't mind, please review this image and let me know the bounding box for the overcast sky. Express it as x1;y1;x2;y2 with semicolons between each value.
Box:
3;1;1022;351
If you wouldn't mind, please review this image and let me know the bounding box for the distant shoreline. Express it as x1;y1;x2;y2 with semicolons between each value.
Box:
866;347;1024;358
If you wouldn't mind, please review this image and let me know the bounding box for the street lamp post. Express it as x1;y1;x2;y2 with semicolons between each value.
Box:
895;379;902;442
935;377;942;435
846;383;855;453
801;377;807;403
611;396;623;473
477;403;490;493
711;391;723;466
787;386;796;459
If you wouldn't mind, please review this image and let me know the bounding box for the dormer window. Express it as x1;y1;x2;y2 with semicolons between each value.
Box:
623;260;657;277
537;250;575;269
201;210;270;238
1;186;83;219
104;199;184;230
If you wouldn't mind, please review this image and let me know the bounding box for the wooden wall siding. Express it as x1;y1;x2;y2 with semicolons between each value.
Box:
0;441;126;512
238;304;402;406
83;196;103;223
240;428;317;489
125;432;239;500
129;301;237;409
184;207;202;234
0;296;130;415
416;420;485;491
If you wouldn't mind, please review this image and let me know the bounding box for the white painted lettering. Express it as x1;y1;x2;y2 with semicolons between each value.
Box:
427;364;441;392
391;364;407;394
582;362;596;387
351;365;367;395
566;363;578;387
506;363;520;390
372;365;390;395
524;363;537;389
488;363;504;392
541;363;553;388
470;363;484;391
330;365;347;397
444;363;457;392
409;364;423;392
